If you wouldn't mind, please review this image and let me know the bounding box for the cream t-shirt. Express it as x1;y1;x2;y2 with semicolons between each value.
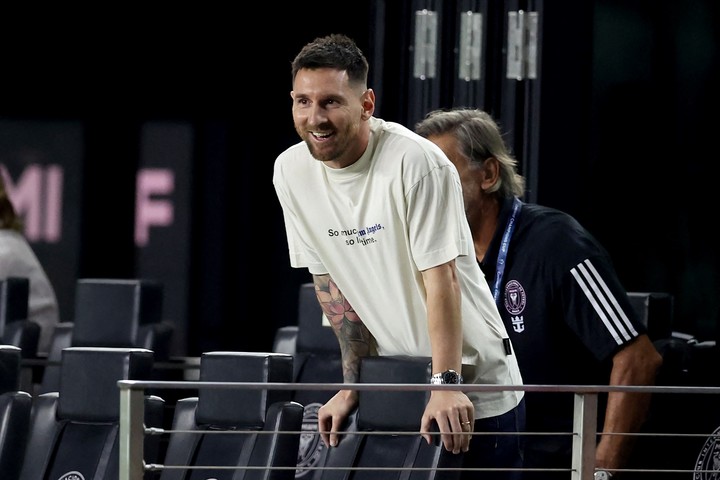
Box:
274;117;523;418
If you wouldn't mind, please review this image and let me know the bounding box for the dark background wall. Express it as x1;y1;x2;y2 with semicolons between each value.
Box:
1;0;718;357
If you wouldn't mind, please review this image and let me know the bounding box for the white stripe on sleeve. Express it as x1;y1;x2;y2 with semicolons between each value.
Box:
570;259;638;344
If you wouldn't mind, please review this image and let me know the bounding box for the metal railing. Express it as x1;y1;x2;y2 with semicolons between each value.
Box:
117;381;720;480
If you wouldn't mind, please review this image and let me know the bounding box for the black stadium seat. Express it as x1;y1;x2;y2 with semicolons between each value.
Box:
0;344;32;480
0;344;23;394
288;283;343;402
272;283;343;480
18;347;165;480
626;291;673;342
158;351;304;480
0;277;40;359
306;355;462;480
38;278;174;394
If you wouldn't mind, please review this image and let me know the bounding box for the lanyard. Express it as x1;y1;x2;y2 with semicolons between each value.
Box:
492;197;523;304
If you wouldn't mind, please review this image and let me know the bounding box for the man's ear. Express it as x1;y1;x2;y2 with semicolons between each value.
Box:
361;88;375;120
480;157;500;191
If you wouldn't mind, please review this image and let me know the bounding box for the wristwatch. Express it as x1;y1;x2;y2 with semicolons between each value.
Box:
594;470;613;480
430;369;463;385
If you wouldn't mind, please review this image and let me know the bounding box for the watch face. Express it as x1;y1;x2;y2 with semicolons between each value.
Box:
594;471;611;480
431;369;463;384
443;370;460;384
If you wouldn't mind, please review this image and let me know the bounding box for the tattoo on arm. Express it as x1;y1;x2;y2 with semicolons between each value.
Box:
313;274;378;383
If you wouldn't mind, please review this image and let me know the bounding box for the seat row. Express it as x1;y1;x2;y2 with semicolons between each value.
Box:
3;278;690;479
0;344;458;480
0;277;174;395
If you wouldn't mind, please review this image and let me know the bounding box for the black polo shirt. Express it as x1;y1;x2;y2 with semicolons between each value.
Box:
480;197;647;441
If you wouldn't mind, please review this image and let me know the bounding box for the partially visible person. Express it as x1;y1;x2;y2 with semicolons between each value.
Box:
416;108;663;480
0;173;60;355
273;34;525;479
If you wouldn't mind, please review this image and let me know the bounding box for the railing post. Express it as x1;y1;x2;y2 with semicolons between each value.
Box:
571;392;598;480
119;381;146;480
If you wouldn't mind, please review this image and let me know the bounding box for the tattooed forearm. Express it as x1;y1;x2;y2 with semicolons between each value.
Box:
313;274;378;383
338;320;378;383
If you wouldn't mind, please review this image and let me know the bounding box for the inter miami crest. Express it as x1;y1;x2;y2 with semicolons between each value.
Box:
694;424;720;479
59;472;85;480
295;402;327;478
504;279;526;333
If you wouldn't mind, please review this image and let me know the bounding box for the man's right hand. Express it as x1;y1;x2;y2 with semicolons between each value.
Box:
318;389;359;447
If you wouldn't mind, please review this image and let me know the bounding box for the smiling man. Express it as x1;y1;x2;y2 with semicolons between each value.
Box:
272;33;526;480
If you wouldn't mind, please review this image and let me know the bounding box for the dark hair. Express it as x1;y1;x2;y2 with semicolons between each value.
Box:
0;174;22;232
291;33;369;87
415;108;525;198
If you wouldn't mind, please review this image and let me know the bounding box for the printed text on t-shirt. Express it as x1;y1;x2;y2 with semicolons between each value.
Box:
327;223;384;246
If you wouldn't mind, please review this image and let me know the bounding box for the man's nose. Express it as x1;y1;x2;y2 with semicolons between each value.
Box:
307;104;328;125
